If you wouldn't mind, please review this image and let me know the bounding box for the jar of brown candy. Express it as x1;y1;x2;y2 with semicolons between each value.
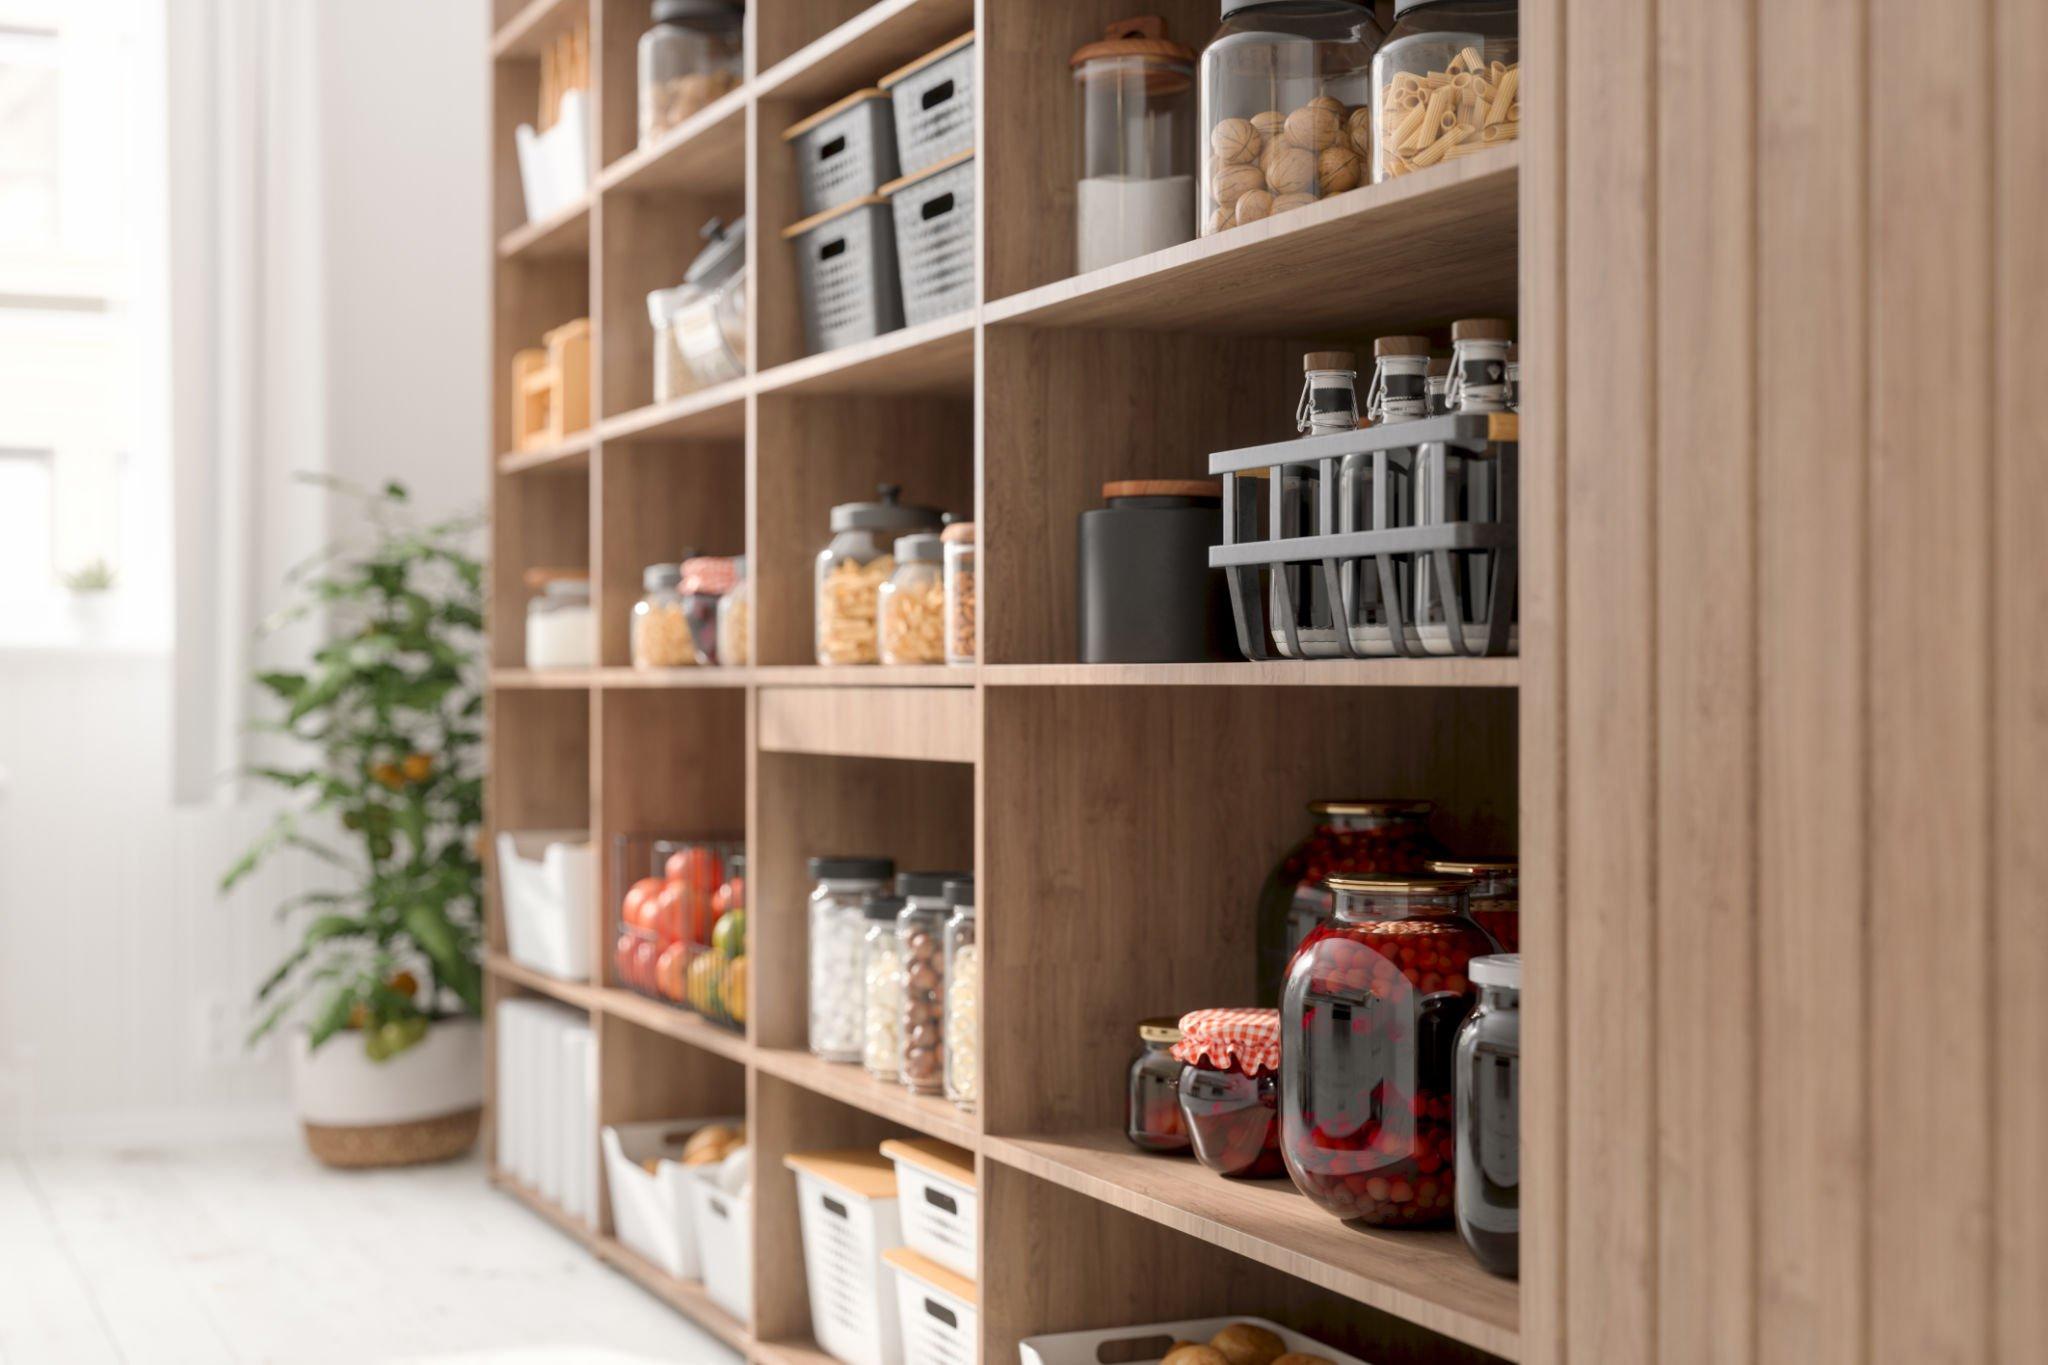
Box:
1173;1007;1285;1179
1255;799;1445;1002
895;870;968;1096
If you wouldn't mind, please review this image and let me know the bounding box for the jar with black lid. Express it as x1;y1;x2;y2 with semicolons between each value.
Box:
1077;479;1235;663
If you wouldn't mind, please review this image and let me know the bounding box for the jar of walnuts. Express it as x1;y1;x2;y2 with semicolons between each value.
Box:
1197;0;1384;235
815;484;942;666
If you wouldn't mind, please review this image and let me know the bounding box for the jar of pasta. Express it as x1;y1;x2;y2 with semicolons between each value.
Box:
1369;0;1518;183
631;563;694;668
878;532;945;665
815;484;942;665
715;556;750;665
942;521;976;664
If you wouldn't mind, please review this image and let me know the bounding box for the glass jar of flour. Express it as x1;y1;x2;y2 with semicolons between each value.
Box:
1072;16;1198;273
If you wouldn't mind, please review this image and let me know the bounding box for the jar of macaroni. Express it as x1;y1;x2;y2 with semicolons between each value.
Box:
1369;0;1518;183
815;484;942;665
942;521;976;664
878;532;945;665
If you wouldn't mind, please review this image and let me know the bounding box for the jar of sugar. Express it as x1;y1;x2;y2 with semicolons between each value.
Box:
1072;16;1198;274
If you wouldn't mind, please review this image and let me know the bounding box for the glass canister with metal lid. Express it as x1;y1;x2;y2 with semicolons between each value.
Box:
637;0;743;147
1369;0;1518;183
816;484;943;665
878;530;946;665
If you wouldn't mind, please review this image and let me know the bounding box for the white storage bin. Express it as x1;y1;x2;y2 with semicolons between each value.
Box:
1018;1317;1373;1365
879;1138;976;1281
515;87;591;224
497;830;594;981
686;1163;754;1324
601;1118;742;1279
562;1027;598;1222
786;1149;905;1365
495;1000;532;1181
885;1248;977;1365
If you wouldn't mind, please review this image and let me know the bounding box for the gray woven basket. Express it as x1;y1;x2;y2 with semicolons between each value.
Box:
886;152;976;327
786;196;904;355
882;34;974;175
784;90;900;220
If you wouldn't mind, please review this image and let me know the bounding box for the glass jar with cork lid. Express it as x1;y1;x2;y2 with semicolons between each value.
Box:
815;484;942;666
1072;16;1199;273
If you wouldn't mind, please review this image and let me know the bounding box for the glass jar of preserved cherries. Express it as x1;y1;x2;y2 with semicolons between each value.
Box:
1173;1007;1286;1178
1280;874;1493;1227
807;856;895;1062
861;891;908;1081
1455;953;1520;1276
1127;1017;1191;1154
1369;0;1518;183
1255;799;1445;1002
1430;856;1518;951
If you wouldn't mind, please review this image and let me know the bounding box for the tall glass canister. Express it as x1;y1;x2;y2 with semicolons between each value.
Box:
1072;17;1198;272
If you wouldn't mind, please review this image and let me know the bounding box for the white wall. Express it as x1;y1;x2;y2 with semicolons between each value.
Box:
0;2;486;1146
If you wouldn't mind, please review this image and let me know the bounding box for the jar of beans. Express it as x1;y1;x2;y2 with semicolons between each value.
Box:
1280;873;1493;1228
815;484;942;666
807;856;895;1063
1126;1017;1191;1154
942;521;975;664
1430;855;1518;951
878;532;945;665
1172;1007;1285;1179
1455;952;1520;1277
896;870;969;1096
1255;799;1445;1003
860;891;908;1081
941;877;977;1111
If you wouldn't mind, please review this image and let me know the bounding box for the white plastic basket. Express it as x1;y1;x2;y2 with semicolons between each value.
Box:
1018;1316;1374;1365
881;34;974;175
686;1163;754;1324
497;830;593;981
883;152;975;328
602;1118;741;1279
787;1150;905;1365
880;1138;977;1281
885;1248;978;1365
514;87;590;224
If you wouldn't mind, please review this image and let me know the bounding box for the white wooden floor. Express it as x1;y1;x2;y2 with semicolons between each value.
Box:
0;1140;743;1365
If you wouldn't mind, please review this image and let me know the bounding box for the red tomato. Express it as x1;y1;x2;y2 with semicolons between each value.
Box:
622;877;663;931
665;847;724;894
631;939;659;992
711;875;743;918
653;882;686;945
615;932;638;986
656;943;685;1001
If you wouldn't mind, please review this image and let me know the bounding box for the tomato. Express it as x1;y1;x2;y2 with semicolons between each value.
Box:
622;876;663;931
653;881;686;945
631;939;659;993
665;847;724;893
656;944;686;1001
712;875;743;918
615;932;638;985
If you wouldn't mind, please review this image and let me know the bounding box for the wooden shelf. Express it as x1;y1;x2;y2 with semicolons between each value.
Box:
497;195;590;260
595;986;751;1064
752;1047;980;1151
757;683;979;764
753;0;975;103
486;951;602;1010
985;1131;1520;1363
984;147;1519;335
497;431;591;474
490;0;583;59
753;312;975;398
595;666;751;689
749;1339;837;1365
750;665;975;688
488;667;601;690
982;659;1521;688
598;86;749;199
599;381;748;443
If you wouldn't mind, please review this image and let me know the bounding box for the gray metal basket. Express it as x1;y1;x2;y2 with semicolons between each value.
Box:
886;152;975;327
881;33;974;175
785;196;903;356
783;89;900;220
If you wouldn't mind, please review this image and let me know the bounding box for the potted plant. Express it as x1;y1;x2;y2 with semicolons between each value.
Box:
223;479;488;1168
61;557;118;638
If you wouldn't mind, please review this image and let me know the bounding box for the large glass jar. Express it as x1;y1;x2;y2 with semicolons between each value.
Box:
1431;856;1517;951
1173;1008;1285;1178
1255;799;1444;1002
1280;874;1494;1227
637;0;743;148
816;484;943;665
897;871;969;1096
648;284;701;403
807;856;894;1062
1369;0;1518;183
674;218;747;388
1198;1;1383;236
943;521;976;664
1455;953;1519;1277
878;532;945;665
715;556;750;665
861;892;908;1081
679;554;736;666
1336;335;1428;655
631;562;694;669
1127;1018;1191;1154
525;569;594;669
941;878;978;1111
1072;17;1197;273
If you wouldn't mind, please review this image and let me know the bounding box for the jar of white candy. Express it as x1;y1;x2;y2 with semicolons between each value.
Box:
807;856;894;1063
941;878;978;1111
861;892;907;1081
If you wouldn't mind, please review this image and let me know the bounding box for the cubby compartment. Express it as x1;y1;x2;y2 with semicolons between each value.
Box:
597;187;747;423
490;465;591;671
754;0;976;100
487;687;592;959
594;439;745;667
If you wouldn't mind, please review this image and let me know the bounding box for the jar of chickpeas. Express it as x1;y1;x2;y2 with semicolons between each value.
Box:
879;531;945;665
815;484;942;666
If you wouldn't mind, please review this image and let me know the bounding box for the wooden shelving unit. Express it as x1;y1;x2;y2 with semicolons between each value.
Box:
485;4;1526;1364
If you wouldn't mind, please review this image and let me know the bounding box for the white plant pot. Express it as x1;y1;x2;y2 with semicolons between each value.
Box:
291;1016;484;1168
67;591;115;640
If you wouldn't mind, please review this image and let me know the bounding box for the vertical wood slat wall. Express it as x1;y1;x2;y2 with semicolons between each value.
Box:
1521;0;2047;1361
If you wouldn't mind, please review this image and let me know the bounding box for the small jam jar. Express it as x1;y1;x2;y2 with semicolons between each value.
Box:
1173;1007;1285;1179
1280;874;1494;1227
1431;856;1519;951
1126;1017;1191;1154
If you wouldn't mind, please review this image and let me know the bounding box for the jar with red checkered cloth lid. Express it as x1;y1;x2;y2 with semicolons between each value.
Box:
1171;1007;1286;1179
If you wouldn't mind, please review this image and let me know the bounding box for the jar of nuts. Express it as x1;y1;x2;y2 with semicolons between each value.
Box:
1197;0;1384;236
895;870;969;1097
942;521;975;664
815;484;943;666
631;563;694;669
1370;0;1518;183
877;532;945;665
715;557;750;666
940;877;977;1111
636;0;743;149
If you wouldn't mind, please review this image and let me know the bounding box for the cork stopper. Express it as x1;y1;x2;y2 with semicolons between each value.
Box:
1373;334;1433;359
1303;350;1357;373
1451;317;1514;343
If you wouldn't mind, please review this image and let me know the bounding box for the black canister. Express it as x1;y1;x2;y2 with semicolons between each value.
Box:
1077;479;1236;663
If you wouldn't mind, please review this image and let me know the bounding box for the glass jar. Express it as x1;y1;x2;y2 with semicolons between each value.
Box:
631;563;693;668
1255;799;1444;1002
637;0;743;147
1415;317;1514;654
941;878;978;1111
878;532;946;665
1072;17;1198;273
1280;874;1494;1227
1198;1;1383;236
648;284;701;403
678;555;736;665
897;871;968;1096
861;891;908;1081
525;569;594;669
942;521;976;664
1369;0;1518;183
1126;1018;1191;1154
1431;856;1517;951
1335;335;1428;654
1455;953;1519;1277
807;856;895;1062
715;556;750;666
816;484;943;665
1172;1007;1285;1178
675;218;747;387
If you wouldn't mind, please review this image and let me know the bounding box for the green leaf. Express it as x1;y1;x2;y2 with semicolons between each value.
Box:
305;985;357;1052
